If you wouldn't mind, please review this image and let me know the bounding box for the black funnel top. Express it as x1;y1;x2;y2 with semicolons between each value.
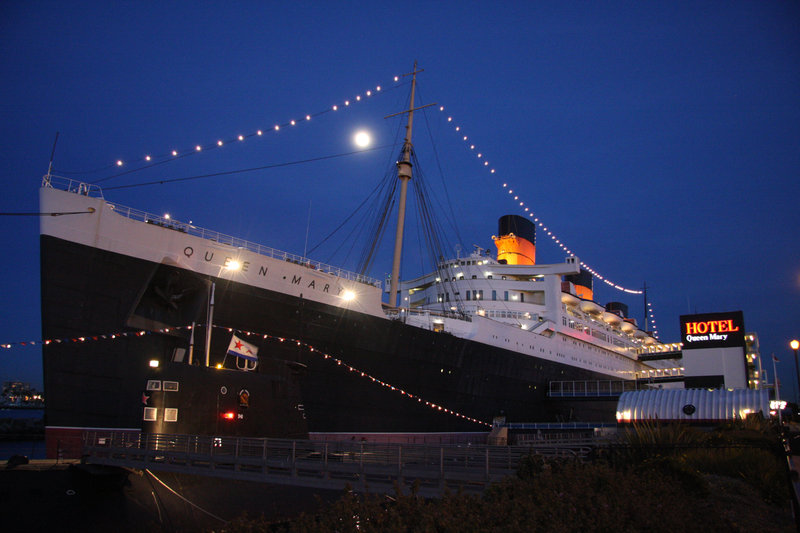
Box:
565;268;593;290
498;215;536;245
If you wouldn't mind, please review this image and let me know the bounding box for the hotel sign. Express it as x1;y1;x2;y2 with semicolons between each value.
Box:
680;311;745;350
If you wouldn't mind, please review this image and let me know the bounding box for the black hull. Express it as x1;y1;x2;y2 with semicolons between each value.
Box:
41;235;618;438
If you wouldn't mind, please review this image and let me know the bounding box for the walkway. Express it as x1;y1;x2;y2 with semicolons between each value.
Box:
82;431;578;497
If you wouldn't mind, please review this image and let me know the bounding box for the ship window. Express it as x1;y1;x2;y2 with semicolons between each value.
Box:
466;291;471;301
172;348;186;363
163;381;179;392
146;380;161;391
143;407;157;421
504;291;509;301
472;275;477;279
520;293;525;303
164;408;178;422
492;290;496;301
477;290;483;300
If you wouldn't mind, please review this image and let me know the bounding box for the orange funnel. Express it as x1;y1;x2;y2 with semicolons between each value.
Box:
493;215;536;265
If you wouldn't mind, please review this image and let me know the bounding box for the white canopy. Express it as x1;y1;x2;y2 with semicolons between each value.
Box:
616;388;769;423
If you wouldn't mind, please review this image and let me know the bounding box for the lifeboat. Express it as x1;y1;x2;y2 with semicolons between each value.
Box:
561;292;580;306
579;300;604;315
602;311;622;326
633;329;648;339
620;321;635;333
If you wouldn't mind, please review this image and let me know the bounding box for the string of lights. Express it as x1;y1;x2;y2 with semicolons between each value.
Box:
434;105;643;296
100;73;406;181
646;301;660;339
1;323;490;427
84;73;640;299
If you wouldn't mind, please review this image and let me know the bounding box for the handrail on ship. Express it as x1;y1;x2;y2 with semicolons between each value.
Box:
385;307;472;323
42;176;382;288
42;174;104;198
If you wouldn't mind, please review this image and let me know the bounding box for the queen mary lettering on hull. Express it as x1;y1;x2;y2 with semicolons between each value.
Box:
39;64;672;456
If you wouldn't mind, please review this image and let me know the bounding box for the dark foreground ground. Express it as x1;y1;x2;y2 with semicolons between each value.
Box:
0;457;795;533
0;460;340;532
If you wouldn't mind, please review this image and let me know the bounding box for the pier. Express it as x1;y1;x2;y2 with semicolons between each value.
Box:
81;430;588;497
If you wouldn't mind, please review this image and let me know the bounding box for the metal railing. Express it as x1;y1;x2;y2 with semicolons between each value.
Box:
42;176;381;288
83;431;539;496
384;307;472;324
548;380;639;397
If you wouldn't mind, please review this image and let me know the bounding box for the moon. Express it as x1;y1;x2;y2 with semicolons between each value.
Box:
353;131;371;148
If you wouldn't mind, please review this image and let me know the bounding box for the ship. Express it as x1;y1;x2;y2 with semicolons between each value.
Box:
39;65;675;456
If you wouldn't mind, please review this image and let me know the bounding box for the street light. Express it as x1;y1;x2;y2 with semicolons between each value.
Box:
791;339;800;404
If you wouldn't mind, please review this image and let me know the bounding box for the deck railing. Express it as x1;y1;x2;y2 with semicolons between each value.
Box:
42;175;381;287
548;380;639;397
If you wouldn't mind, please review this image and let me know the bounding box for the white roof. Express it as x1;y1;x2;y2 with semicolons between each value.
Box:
616;388;769;422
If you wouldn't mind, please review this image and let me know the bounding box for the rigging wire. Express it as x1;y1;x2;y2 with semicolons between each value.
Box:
309;108;407;267
356;168;399;276
145;469;228;524
71;79;410;183
306;177;387;257
417;90;465;248
100;145;391;191
0;209;95;216
409;151;465;315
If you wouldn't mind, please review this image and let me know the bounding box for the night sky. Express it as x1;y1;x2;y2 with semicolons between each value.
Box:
2;2;798;399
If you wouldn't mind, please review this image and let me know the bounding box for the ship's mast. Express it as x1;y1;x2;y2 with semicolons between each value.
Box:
387;61;435;307
642;281;648;332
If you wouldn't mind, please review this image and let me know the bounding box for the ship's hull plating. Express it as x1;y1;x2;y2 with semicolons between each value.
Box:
41;233;624;440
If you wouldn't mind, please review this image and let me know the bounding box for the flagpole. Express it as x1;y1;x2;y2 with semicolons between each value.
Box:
205;282;215;367
188;321;195;365
773;353;782;425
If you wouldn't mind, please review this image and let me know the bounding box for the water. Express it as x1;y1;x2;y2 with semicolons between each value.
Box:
0;408;45;459
0;439;46;459
0;408;44;419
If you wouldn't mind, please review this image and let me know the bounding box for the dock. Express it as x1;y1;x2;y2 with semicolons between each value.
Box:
81;430;590;497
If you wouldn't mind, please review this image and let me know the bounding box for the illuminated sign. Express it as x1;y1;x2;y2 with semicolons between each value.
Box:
680;311;745;349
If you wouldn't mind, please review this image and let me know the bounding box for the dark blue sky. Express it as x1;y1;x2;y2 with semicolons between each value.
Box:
2;2;798;397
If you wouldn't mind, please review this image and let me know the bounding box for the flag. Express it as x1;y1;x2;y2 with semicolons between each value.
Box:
227;334;258;362
773;354;780;363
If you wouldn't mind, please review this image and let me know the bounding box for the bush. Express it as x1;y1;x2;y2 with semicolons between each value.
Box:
221;422;795;532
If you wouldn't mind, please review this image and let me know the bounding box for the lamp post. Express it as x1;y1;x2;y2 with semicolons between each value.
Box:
791;339;800;404
771;355;783;425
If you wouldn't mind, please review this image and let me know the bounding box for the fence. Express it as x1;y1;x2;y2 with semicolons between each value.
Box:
83;431;543;496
